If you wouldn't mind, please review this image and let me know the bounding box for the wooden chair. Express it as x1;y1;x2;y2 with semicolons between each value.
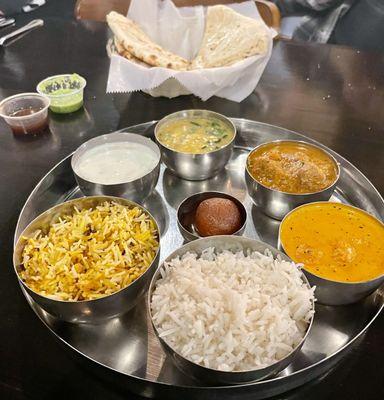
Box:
75;0;281;31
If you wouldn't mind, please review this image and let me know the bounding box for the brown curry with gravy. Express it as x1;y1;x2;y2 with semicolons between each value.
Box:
247;141;338;194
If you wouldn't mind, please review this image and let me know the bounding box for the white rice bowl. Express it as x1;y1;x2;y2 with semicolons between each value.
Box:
150;248;315;372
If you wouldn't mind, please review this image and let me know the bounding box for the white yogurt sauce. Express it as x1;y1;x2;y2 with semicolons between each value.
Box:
75;142;159;184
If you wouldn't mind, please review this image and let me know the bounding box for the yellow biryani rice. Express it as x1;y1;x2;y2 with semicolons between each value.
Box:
19;201;159;301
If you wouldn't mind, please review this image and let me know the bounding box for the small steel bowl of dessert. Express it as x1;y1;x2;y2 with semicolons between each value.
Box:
71;132;161;203
13;196;160;323
154;109;236;181
177;191;247;242
278;202;384;305
245;140;340;220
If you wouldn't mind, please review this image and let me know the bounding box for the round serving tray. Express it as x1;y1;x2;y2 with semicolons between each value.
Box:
14;119;384;399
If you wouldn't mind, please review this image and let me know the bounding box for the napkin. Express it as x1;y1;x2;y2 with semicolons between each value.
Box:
106;0;275;102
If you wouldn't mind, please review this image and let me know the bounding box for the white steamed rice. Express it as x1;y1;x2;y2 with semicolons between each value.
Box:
150;248;315;372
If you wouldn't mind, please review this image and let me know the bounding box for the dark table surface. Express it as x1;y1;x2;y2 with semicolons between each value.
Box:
1;3;383;400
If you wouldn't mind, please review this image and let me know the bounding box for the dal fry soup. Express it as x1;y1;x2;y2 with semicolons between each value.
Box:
280;202;384;283
156;117;234;154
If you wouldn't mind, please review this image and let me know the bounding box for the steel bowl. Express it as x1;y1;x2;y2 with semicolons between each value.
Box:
177;191;247;242
71;132;161;203
278;202;384;305
245;140;340;220
154;110;236;181
148;236;314;385
13;196;160;324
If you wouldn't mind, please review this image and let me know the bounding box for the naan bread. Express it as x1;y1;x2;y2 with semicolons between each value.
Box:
107;11;189;70
191;5;268;69
113;37;151;66
114;36;133;59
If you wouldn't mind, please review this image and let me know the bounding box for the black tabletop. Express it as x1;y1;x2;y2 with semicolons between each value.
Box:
0;4;383;400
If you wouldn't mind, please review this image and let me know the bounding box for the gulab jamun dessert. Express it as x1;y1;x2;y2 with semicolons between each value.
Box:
195;197;242;236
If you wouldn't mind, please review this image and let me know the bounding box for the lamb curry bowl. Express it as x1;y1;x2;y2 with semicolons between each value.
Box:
246;141;339;195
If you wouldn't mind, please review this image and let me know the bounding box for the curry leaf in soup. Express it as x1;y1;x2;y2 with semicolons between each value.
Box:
211;128;225;137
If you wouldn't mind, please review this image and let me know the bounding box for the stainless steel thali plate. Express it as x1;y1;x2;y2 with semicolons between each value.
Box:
14;119;384;399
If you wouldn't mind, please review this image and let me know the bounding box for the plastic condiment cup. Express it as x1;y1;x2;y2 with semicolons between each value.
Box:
0;93;50;135
36;74;87;114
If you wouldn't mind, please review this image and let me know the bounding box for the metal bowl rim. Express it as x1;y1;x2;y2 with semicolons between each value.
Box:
279;201;384;285
148;235;315;375
71;131;161;186
13;195;161;304
245;139;341;196
154;109;237;156
176;191;247;240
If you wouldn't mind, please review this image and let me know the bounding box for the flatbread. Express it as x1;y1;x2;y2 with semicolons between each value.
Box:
113;37;151;66
114;36;126;54
107;11;189;70
191;5;268;69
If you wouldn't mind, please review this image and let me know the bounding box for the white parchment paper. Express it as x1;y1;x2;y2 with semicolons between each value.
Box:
106;0;275;102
